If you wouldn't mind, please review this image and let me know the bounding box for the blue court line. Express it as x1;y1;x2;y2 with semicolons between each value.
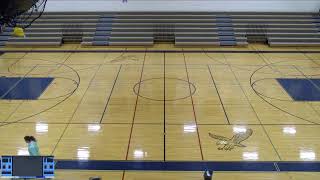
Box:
55;160;320;172
278;162;320;172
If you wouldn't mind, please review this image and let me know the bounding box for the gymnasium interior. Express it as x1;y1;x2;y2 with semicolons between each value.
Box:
0;0;320;179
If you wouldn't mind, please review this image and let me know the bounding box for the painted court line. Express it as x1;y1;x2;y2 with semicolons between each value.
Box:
183;52;204;160
125;52;147;160
207;65;230;125
163;52;166;161
9;122;320;126
2;50;320;54
99;65;122;124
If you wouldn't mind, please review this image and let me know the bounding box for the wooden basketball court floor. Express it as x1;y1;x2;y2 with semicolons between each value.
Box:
0;44;320;179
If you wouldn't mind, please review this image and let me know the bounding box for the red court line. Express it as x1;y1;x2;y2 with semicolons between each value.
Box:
163;52;166;161
182;52;204;161
122;52;147;180
125;53;146;160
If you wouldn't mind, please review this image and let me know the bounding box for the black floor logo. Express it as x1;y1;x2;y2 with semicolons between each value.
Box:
209;128;253;151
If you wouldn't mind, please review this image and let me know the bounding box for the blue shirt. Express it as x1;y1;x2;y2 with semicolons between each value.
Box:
28;141;40;156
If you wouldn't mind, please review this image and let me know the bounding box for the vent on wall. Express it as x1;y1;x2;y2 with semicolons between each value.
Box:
61;24;83;43
153;24;175;43
245;24;268;43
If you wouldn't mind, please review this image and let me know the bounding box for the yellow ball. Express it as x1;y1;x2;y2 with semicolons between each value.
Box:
13;27;25;37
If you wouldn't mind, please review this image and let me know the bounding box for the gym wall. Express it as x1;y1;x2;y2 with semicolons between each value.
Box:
46;0;320;12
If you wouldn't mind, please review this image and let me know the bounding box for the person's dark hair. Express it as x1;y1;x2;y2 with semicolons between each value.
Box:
24;136;37;142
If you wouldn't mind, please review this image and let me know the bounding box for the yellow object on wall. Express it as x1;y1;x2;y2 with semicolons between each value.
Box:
12;27;25;37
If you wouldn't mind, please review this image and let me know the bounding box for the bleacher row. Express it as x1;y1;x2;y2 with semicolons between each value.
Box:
1;12;320;47
0;27;12;48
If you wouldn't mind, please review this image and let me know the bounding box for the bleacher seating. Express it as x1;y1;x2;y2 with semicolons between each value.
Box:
0;27;12;48
1;12;320;47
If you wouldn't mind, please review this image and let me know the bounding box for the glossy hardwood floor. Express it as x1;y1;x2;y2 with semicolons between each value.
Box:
0;44;319;179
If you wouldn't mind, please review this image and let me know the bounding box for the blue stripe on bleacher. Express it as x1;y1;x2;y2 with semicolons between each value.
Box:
218;31;235;36
99;18;114;22
91;15;115;46
219;36;236;41
92;41;109;46
93;36;110;41
220;41;237;46
216;15;236;46
313;18;320;23
55;160;320;172
216;23;232;27
94;31;111;36
96;23;113;27
217;27;234;31
216;19;232;23
96;27;112;31
312;17;320;31
100;15;115;18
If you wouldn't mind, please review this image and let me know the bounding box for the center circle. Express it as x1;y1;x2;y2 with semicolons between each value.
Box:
133;77;196;101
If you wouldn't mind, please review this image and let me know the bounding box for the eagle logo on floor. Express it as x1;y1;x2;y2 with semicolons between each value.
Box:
110;55;139;63
209;128;253;151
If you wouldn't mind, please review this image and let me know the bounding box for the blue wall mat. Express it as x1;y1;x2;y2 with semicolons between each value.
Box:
277;78;320;101
1;77;54;100
0;77;22;97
